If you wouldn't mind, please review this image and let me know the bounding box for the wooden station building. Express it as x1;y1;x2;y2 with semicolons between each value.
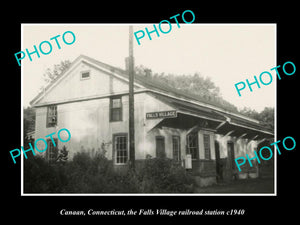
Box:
30;55;274;186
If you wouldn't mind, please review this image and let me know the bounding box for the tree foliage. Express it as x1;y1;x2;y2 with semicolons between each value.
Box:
23;106;35;147
42;60;71;83
240;107;274;131
23;106;35;133
135;65;238;112
135;64;274;129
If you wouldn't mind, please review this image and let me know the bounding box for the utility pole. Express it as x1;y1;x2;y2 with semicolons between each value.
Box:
128;25;135;170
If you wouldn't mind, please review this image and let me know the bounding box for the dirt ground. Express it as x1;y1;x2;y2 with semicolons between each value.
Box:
194;177;275;194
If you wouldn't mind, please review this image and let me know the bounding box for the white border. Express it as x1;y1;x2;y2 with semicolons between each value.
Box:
21;23;277;196
21;24;24;195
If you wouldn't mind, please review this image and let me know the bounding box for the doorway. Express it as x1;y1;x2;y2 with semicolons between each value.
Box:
156;136;166;158
227;141;235;170
215;141;223;182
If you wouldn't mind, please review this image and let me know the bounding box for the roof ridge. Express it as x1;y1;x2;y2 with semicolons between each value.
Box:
80;54;126;74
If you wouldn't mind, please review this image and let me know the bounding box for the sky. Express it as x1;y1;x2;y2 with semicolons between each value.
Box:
22;24;276;112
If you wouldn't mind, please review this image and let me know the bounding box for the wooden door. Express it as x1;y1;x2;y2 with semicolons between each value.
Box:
156;136;166;158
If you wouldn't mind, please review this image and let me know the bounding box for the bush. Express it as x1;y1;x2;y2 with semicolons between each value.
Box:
24;156;68;193
63;152;137;193
138;158;194;193
24;152;194;193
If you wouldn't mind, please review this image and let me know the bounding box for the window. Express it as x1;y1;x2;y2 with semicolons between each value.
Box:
110;96;122;121
47;105;57;127
156;136;166;158
187;132;198;159
114;134;128;164
80;71;90;80
172;136;181;161
47;138;58;162
203;134;211;159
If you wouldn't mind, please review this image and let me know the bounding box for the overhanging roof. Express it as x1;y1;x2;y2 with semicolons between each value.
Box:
149;92;273;138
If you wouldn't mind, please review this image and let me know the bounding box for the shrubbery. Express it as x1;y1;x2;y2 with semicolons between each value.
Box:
139;158;194;193
24;152;195;193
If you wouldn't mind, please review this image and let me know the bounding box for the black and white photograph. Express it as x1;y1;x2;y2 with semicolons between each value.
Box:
4;5;298;223
22;24;275;195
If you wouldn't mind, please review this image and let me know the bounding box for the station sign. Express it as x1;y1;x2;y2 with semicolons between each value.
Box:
146;110;177;119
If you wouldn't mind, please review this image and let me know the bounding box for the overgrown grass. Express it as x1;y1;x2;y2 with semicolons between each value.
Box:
24;152;195;193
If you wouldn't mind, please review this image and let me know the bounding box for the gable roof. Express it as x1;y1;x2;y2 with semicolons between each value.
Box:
75;55;259;120
30;54;273;136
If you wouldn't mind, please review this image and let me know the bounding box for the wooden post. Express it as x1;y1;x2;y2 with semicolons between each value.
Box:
128;25;135;170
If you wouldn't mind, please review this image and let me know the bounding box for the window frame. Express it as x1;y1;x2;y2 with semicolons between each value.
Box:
187;132;199;160
113;133;128;165
172;135;181;162
80;70;91;80
46;105;57;128
110;96;123;122
203;134;211;160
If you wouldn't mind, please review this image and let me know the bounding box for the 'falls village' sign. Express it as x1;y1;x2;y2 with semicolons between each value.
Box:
146;110;177;119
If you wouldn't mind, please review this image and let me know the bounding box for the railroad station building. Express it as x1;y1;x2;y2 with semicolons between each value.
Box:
30;55;274;186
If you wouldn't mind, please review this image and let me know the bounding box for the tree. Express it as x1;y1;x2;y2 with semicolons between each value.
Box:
23;106;35;133
43;60;71;83
239;107;260;119
257;107;274;131
240;106;274;131
23;106;36;147
134;64;274;128
134;65;238;112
